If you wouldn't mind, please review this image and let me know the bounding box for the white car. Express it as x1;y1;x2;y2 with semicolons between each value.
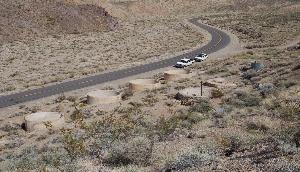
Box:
175;58;194;68
194;53;208;62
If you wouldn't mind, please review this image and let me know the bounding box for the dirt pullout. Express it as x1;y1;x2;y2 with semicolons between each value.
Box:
0;0;117;45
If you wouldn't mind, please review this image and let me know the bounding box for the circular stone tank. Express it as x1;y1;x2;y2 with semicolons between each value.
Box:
164;69;192;82
178;87;213;98
24;112;64;132
129;79;161;92
87;90;121;105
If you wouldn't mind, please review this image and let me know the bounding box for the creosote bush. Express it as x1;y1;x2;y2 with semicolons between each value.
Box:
226;90;262;107
266;96;300;120
75;112;154;167
189;99;213;114
61;129;86;160
142;93;157;106
121;89;133;100
164;146;216;171
155;111;206;141
104;136;154;166
211;89;224;98
0;146;82;171
246;121;269;133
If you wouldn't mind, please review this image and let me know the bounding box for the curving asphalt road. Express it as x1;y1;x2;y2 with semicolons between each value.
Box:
0;18;231;108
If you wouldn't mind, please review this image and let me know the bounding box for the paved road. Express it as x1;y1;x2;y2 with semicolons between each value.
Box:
0;18;231;108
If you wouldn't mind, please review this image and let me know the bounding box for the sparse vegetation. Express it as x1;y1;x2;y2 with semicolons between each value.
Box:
1;0;299;171
211;89;224;98
226;90;262;107
189;99;213;114
164;146;216;171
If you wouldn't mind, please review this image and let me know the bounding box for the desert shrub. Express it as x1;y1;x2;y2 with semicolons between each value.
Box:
257;83;275;97
273;163;300;172
155;111;206;141
142;93;157;106
203;82;218;88
246;121;269;132
164;147;215;171
0;123;20;133
4;138;24;149
275;127;300;151
226;90;262;107
247;51;254;55
117;104;143;116
86;113;152;160
211;109;227;128
128;101;143;108
104;136;153;167
70;107;86;126
55;94;66;103
2;86;16;92
207;67;229;75
294;131;300;148
66;96;77;102
121;89;133;100
277;80;297;88
173;111;206;129
189;99;213;113
241;69;259;80
278;140;299;155
61;129;87;160
95;110;106;116
216;136;242;157
211;89;224;98
1;146;82;171
250;61;264;71
3;146;39;171
278;98;300;119
174;92;186;101
147;86;169;94
155;116;180;141
114;165;144;172
268;97;300;120
25;106;41;113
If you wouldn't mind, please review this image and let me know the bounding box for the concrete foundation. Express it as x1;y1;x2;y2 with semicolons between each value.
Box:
164;69;193;82
24;112;64;132
129;79;161;92
87;90;121;105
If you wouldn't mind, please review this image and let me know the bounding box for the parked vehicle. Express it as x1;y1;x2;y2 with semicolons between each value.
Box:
175;58;193;68
194;53;208;62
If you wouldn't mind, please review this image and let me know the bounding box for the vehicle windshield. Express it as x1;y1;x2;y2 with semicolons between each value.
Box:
181;60;188;63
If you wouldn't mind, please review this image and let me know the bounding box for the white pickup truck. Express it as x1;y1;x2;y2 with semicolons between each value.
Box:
175;58;194;68
194;53;208;62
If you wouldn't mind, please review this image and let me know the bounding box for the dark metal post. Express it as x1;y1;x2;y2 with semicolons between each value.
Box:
201;81;203;96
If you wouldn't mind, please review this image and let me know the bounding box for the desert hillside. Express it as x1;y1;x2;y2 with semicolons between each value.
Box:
0;0;299;171
0;0;205;95
0;0;117;45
